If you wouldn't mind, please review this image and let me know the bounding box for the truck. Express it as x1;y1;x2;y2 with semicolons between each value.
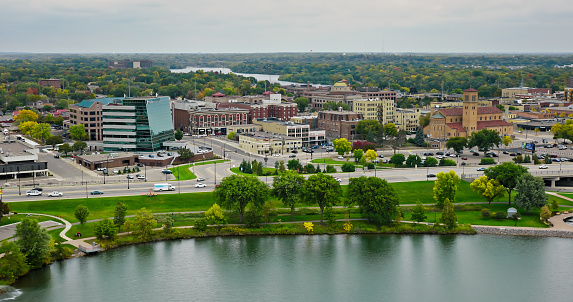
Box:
153;183;176;192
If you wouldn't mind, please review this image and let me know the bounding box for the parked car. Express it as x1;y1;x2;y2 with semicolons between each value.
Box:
136;174;145;179
503;151;509;154
126;174;134;179
472;152;480;156
90;190;104;195
477;167;486;171
338;156;344;159
291;150;298;154
509;153;517;156
53;154;60;158
462;157;468;160
26;190;42;196
161;170;173;174
539;165;549;169
311;145;319;149
48;191;63;197
197;177;205;181
195;183;207;188
289;154;296;158
378;154;384;158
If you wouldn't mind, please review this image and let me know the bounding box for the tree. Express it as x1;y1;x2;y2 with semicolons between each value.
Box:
132;208;156;239
59;143;72;155
467;129;501;153
69;124;88;141
287;159;301;171
74;205;90;228
54;115;64;126
440;198;457;229
94;219;117;240
425;157;438;167
341;162;355;172
411;201;427;223
114;202;128;232
333;138;352;155
46;135;63;148
484;162;528;206
227;132;236;140
405;154;422;167
390;153;405;166
0;240;30;284
540;205;552;222
15;217;51;269
470;176;505;208
31;123;51;142
272;171;305;221
356;120;381;139
365;149;377;162
433;171;460;208
502;135;513;147
353;149;364;162
14;109;38;125
347;176;400;225
214;175;269;223
178;148;194;163
419;113;430;128
414;128;425;146
73;141;87;153
301;173;342;223
0;199;10;221
174;129;184;141
294;97;309;112
514;173;548;214
446;137;467;154
204;203;227;229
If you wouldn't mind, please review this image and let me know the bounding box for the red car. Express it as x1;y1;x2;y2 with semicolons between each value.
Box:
462;157;468;160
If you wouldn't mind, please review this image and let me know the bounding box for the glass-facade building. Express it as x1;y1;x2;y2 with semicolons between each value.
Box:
102;96;173;152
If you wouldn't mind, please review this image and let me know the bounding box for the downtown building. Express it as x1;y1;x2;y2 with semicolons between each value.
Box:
102;96;173;152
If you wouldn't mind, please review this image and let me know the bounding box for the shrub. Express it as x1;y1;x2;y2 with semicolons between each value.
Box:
326;165;337;173
366;162;375;169
481;208;491;218
480;158;496;165
493;211;506;219
513;155;523;163
341;163;355;172
244;210;262;228
323;208;337;225
425;157;438;167
439;158;457;166
194;219;208;231
523;155;531;163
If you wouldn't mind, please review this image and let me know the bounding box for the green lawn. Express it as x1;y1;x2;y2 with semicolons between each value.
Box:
390;180;502;205
548;193;573;206
169;160;229;180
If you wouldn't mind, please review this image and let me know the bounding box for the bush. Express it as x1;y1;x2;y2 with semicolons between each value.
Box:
366;162;375;169
194;219;208;231
523;155;531;163
425;157;438;167
439;158;457;166
481;208;491;218
493;211;506;219
323;208;337;225
407;138;415;144
341;163;355;172
513;155;523;163
244;210;262;228
480;158;496;165
326;165;337;173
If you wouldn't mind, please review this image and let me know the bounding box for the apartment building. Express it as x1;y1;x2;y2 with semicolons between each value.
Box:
253;118;310;146
239;132;302;155
352;98;395;124
68;97;124;141
317;110;363;140
394;108;422;133
187;109;250;135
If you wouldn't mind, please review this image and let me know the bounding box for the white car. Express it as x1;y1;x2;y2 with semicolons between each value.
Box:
334;177;342;182
26;190;42;196
195;183;207;188
539;165;549;169
48;191;63;197
338;156;344;159
136;174;145;179
273;153;280;157
197;177;205;181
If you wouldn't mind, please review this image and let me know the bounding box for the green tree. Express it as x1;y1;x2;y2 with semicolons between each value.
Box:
365;149;377;162
287;159;301;171
272;171;305;221
94;219;117;240
433;171;460;208
227;132;236;140
59;143;72;155
470;175;505;208
414;128;426;146
411;201;427;223
214;175;269;223
356;120;381;138
502;135;513;147
174;129;184;141
540;205;552;222
46;135;63;149
425;157;438;167
390;153;405;166
514;173;548;214
132;208;156;240
467;129;501;153
301;173;342;223
440;198;457;229
294;97;309;112
347;176;400;225
353;149;364;162
419;113;430;128
0;240;30;284
15;217;51;269
446;137;468;154
69;124;88;141
204;203;227;229
484;162;528;206
177;148;194;164
54;115;65;126
341;162;355;172
113;202;128;232
31;123;52;142
74;205;90;228
18;121;38;135
405;154;422;167
333;138;352;155
73;141;87;153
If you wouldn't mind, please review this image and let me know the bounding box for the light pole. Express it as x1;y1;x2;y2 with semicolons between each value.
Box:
144;162;147;182
214;160;217;185
104;154;109;184
264;155;268;184
17;167;20;195
127;174;130;189
426;166;429;181
178;166;181;194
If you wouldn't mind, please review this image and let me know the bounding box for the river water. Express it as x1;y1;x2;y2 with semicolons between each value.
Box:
9;234;573;302
170;67;327;87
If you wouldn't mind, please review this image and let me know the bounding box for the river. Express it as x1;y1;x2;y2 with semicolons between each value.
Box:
8;234;573;302
170;67;328;87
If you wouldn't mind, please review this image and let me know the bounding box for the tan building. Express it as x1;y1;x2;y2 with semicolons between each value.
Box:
564;87;573;103
239;132;302;155
253;118;310;145
68;97;124;141
352;98;395;123
394;108;422;132
424;89;513;140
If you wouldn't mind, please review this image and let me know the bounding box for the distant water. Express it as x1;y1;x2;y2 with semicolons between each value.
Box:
10;234;573;302
170;67;328;87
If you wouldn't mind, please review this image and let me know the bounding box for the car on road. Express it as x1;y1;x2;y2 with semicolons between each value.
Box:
311;145;319;149
539;165;549;169
273;153;280;157
427;174;436;178
90;190;104;195
161;170;173;174
26;190;42;196
53;154;60;158
291;150;298;154
462;157;468;160
126;174;134;179
337;156;344;159
197;177;205;181
472;152;480;156
195;183;207;188
32;187;43;192
136;174;145;179
48;191;63;197
289;154;296;158
477;167;486;171
509;153;517;156
552;158;561;162
378;154;384;158
333;177;342;182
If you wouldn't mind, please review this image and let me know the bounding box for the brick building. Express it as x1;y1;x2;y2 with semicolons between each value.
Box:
38;79;62;89
68;97;124;141
318;110;363;140
187;109;250;135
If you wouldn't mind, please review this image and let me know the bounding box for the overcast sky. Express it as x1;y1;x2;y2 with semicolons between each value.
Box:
1;0;571;53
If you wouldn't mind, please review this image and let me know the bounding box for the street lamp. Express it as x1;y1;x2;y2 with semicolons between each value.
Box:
214;160;217;185
264;156;268;184
17;166;20;195
144;162;147;182
104;154;110;184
